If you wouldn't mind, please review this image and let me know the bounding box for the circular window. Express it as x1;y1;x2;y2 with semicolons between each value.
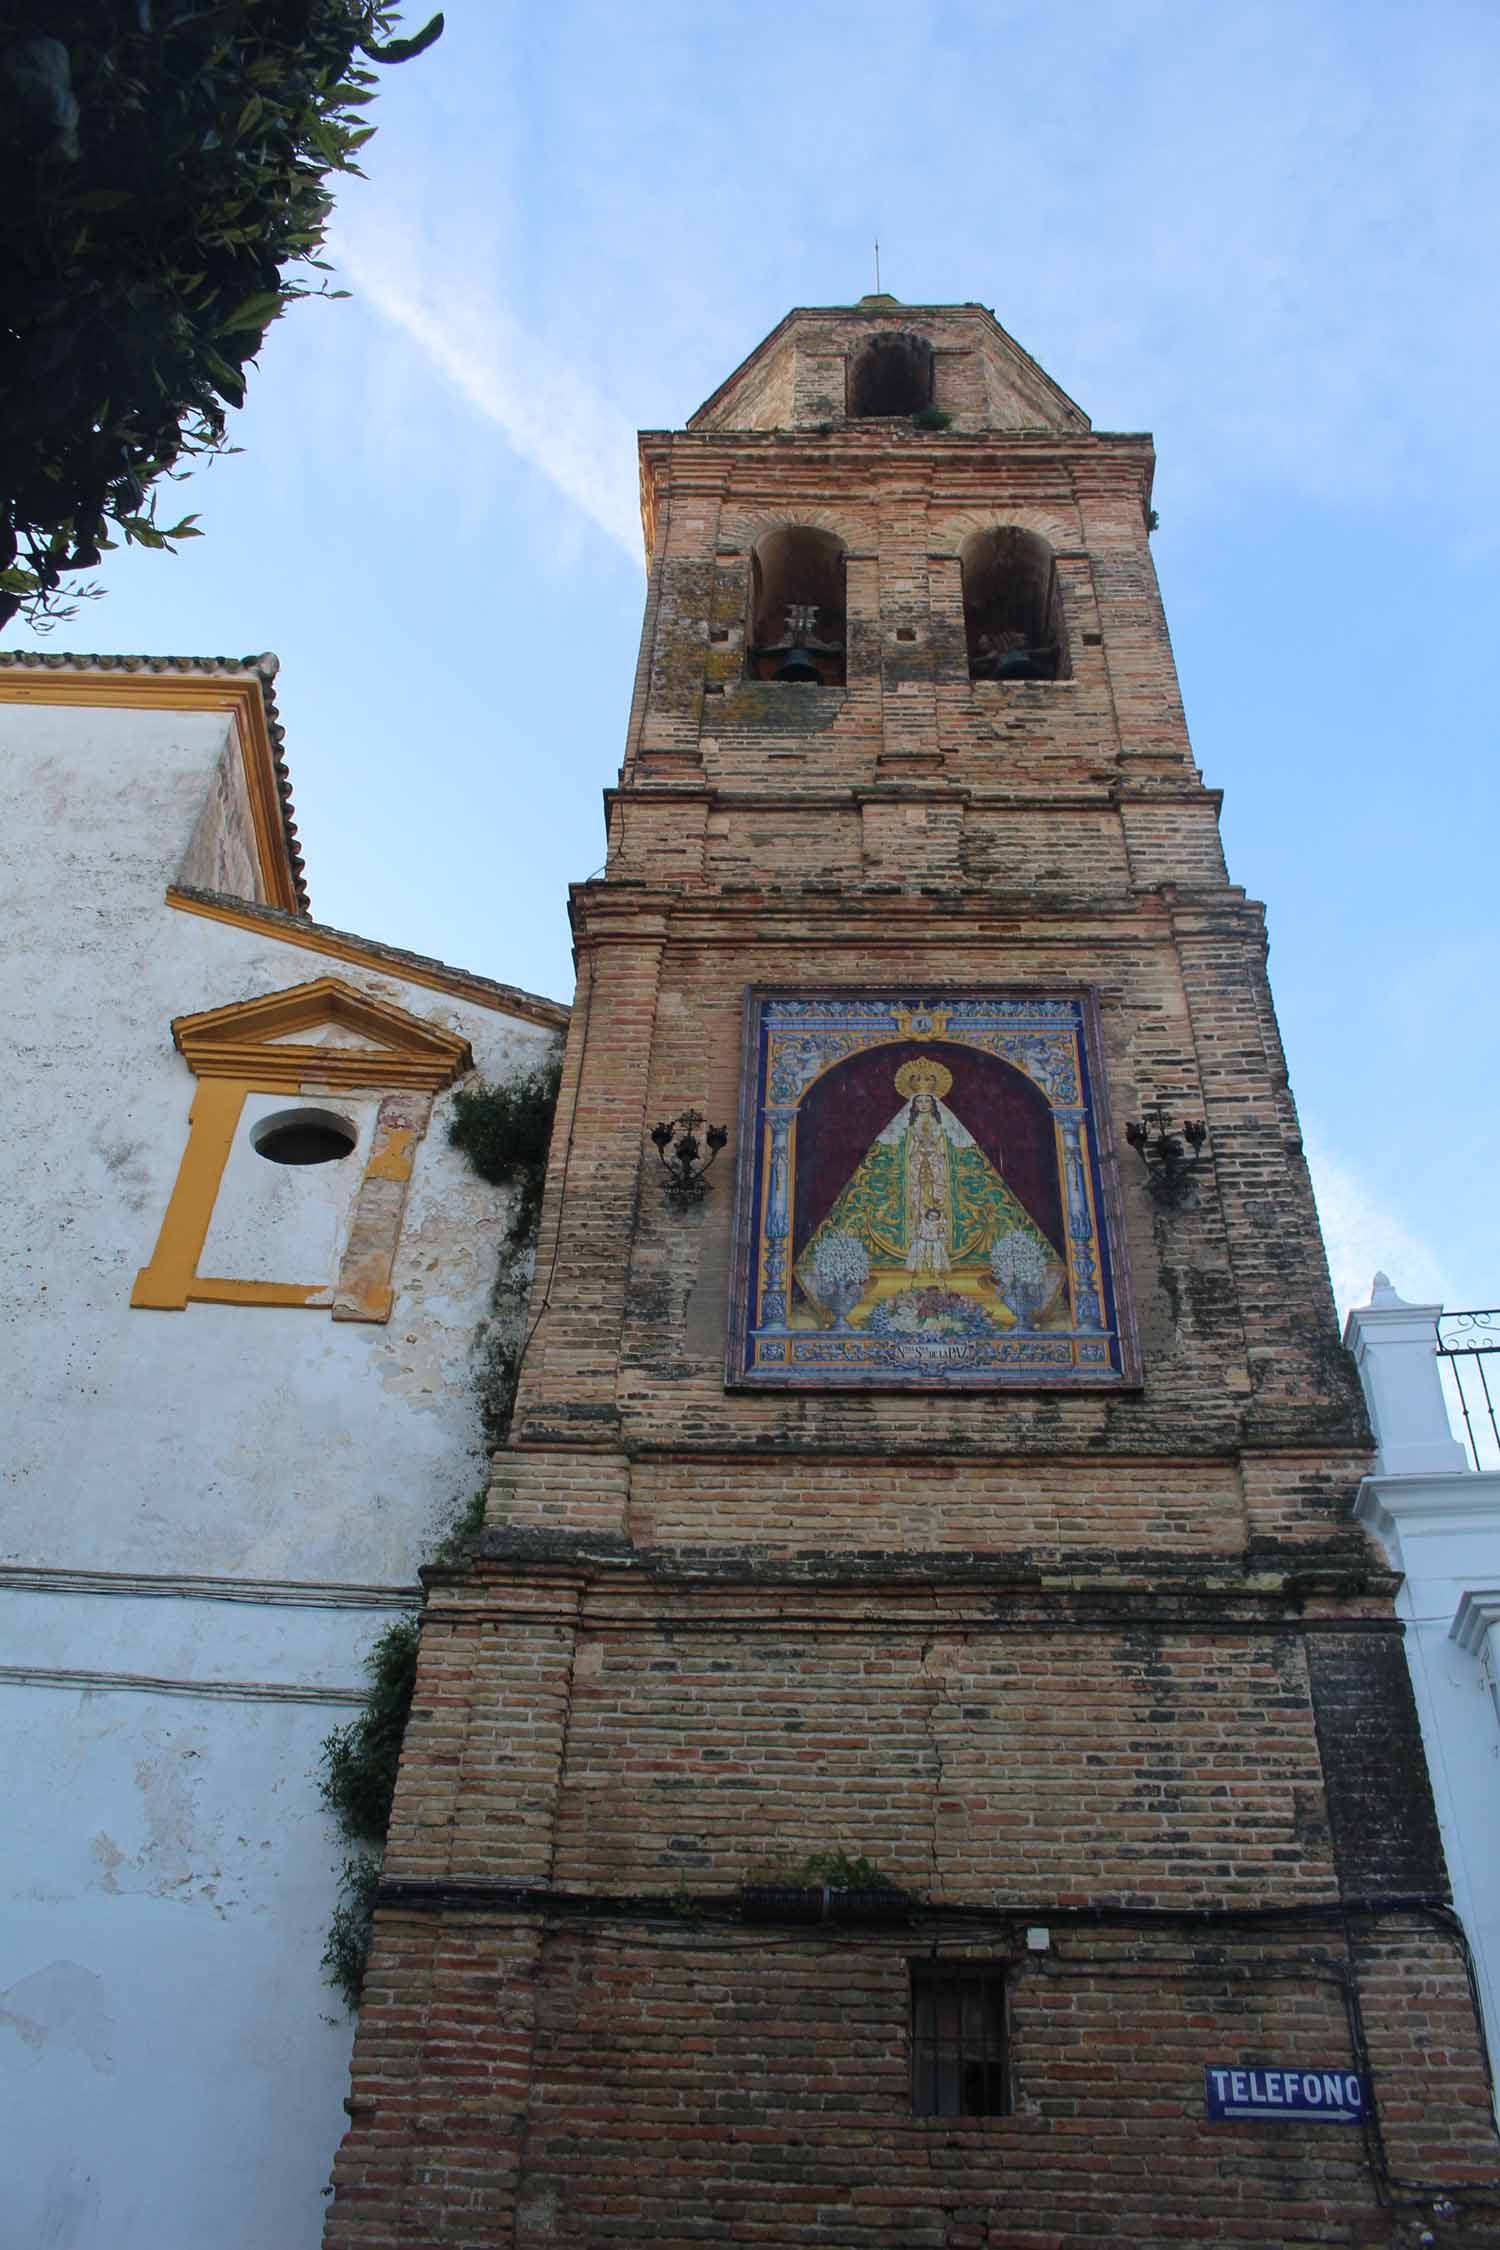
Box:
250;1107;358;1167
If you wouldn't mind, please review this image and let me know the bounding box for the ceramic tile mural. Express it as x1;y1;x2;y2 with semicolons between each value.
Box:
727;990;1138;1389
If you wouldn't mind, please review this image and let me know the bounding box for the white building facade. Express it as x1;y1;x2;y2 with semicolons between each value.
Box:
0;654;565;2250
1346;1275;1500;2099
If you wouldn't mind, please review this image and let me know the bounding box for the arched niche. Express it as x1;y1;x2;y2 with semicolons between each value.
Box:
790;1038;1065;1272
847;332;934;418
960;528;1069;682
748;526;847;686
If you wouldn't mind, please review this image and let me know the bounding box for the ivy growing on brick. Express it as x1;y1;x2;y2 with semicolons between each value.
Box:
449;1058;562;1448
319;1060;561;2005
319;1614;419;2008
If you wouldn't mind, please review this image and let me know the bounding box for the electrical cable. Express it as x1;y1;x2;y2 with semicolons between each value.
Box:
372;1878;1500;2213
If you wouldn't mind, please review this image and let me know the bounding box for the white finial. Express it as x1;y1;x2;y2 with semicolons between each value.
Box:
874;239;881;293
1369;1271;1401;1305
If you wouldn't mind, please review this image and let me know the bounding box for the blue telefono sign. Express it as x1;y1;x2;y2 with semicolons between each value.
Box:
1205;2065;1369;2122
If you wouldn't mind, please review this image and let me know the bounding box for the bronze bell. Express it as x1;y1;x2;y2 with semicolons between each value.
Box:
774;646;822;684
995;645;1036;681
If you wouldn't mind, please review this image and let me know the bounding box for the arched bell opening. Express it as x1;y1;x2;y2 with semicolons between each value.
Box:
961;528;1069;683
747;526;847;686
847;332;934;419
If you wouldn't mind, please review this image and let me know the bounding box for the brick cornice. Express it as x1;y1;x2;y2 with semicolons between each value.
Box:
639;429;1156;522
602;783;1224;815
566;886;1260;950
430;1537;1399;1619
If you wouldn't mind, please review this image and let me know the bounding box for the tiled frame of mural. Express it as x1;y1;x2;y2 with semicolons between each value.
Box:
726;988;1140;1391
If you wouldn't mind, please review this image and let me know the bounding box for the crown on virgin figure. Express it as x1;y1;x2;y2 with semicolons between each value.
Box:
893;1055;954;1099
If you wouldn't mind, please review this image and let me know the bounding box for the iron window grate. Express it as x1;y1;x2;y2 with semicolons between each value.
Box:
910;1962;1009;2117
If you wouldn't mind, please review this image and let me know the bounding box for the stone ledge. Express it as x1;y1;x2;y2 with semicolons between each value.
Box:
433;1527;1397;1610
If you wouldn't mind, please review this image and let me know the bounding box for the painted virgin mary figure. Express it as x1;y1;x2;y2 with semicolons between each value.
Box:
796;1055;1059;1316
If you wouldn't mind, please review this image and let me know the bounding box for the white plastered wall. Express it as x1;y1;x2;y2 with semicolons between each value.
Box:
0;696;562;2250
1347;1278;1500;2116
199;1091;378;1287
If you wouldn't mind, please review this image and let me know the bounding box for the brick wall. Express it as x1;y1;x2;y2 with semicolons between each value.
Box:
323;304;1499;2246
327;1552;1498;2246
504;1920;1495;2248
517;899;1363;1463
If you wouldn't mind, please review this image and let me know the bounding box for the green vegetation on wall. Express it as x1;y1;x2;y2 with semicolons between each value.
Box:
319;1615;419;2008
319;1055;562;2006
450;1058;562;1449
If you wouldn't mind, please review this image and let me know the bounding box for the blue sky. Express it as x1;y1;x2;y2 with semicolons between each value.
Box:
13;0;1499;1318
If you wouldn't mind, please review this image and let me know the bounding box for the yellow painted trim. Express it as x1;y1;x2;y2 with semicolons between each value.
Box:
183;1048;458;1092
365;1125;418;1182
0;672;300;914
187;1278;326;1309
332;1093;431;1324
133;1072;361;1312
131;972;501;1318
164;887;569;1030
170;975;474;1094
132;1079;247;1309
175;975;462;1049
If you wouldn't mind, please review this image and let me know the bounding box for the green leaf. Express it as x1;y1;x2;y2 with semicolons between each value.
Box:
360;12;445;64
0;0;442;629
217;291;285;336
200;348;248;401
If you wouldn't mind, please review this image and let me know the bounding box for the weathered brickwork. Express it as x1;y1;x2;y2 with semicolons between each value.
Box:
325;302;1500;2245
325;1911;545;2243
329;1915;1497;2249
510;1919;1495;2248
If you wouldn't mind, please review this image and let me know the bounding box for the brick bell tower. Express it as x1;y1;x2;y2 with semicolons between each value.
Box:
325;301;1500;2247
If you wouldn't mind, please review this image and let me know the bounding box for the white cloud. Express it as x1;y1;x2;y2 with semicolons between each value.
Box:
331;224;643;565
1302;1128;1453;1326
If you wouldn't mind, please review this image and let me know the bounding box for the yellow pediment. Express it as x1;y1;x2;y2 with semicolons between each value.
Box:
170;978;473;1093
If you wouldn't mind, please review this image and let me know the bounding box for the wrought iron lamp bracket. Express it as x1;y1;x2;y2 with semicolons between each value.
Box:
650;1109;729;1208
1125;1105;1209;1210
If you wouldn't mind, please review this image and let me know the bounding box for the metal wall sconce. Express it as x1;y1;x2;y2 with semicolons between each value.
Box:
1125;1106;1209;1209
650;1109;729;1207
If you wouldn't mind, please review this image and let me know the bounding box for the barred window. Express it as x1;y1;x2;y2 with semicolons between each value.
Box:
910;1963;1009;2116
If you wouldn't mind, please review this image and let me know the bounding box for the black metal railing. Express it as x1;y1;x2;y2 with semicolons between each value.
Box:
1436;1310;1500;1472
